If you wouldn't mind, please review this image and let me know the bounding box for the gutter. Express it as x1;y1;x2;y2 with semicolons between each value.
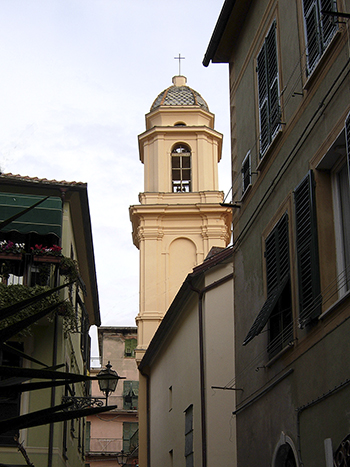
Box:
203;0;236;67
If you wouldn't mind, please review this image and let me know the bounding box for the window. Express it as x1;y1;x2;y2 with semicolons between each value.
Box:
172;145;191;192
294;171;321;327
123;422;138;453
243;214;293;357
85;421;91;454
124;338;137;357
185;405;194;467
123;380;139;410
302;0;338;74
274;443;297;467
243;172;321;355
257;21;281;157
242;151;252;195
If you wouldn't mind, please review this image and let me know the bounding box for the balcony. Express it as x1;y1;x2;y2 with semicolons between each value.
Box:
0;244;78;287
88;437;123;453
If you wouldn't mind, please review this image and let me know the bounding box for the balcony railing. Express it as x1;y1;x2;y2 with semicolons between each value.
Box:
0;252;78;287
88;437;123;453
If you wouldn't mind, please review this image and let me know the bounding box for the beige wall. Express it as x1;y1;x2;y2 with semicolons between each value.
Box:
146;258;236;467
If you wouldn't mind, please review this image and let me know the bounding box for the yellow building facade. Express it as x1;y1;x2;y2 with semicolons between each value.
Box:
130;75;232;466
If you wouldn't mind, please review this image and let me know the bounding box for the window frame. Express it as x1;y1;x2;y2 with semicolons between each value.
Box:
171;144;192;193
243;213;293;354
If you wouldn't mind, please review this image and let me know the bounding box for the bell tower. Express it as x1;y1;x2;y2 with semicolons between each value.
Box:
130;75;232;361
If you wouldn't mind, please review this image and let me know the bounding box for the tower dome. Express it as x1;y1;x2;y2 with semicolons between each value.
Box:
150;76;209;112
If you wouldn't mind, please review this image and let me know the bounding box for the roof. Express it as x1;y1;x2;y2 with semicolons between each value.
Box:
150;76;209;112
0;172;101;327
202;0;253;67
0;172;86;188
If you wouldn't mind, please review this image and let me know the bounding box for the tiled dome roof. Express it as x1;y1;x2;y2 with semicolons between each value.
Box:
151;76;209;112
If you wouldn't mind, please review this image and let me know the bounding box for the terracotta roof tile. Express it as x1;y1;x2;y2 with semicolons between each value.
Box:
0;172;86;187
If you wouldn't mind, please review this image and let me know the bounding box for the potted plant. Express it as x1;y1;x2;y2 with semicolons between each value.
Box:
0;240;25;260
31;244;62;263
59;256;79;282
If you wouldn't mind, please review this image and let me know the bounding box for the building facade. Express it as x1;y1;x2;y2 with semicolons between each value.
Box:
139;247;235;467
0;173;100;467
86;327;139;467
130;75;232;467
204;0;350;466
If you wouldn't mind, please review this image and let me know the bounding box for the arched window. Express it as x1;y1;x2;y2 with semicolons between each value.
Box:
171;144;191;193
274;443;297;467
272;435;298;467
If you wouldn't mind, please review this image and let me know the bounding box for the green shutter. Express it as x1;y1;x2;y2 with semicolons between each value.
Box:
124;338;137;357
243;214;290;345
294;171;321;327
123;422;138;453
257;21;280;157
303;0;337;74
123;381;139;410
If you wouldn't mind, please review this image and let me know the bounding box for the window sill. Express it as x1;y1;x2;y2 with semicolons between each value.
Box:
319;289;350;321
240;183;252;202
256;128;283;173
265;340;294;368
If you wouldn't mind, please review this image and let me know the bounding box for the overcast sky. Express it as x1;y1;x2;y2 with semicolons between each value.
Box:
0;0;231;357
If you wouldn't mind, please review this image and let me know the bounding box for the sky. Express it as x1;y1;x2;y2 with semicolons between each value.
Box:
0;0;231;358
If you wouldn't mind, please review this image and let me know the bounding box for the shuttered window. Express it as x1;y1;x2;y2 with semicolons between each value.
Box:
257;21;281;157
123;380;139;410
123;422;138;453
243;214;293;355
124;338;137;357
302;0;338;74
294;171;321;327
242;151;251;195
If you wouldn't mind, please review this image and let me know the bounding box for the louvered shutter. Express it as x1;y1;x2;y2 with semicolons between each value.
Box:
303;0;320;72
266;23;280;141
242;152;251;194
243;214;290;345
303;0;337;74
257;21;280;157
320;0;337;47
294;171;321;327
257;41;269;155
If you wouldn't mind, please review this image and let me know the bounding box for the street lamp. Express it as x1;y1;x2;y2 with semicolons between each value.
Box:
116;450;129;466
97;361;124;405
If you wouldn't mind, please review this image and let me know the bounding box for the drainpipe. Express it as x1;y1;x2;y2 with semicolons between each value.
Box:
188;272;233;467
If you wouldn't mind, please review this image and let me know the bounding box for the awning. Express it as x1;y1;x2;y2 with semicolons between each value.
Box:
243;274;289;346
0;193;62;237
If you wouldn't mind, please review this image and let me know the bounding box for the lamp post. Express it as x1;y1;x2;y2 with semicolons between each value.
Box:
116;450;129;466
97;361;123;405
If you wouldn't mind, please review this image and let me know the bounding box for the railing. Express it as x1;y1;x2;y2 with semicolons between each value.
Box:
129;429;139;453
88;437;123;453
90;356;102;368
0;252;78;287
